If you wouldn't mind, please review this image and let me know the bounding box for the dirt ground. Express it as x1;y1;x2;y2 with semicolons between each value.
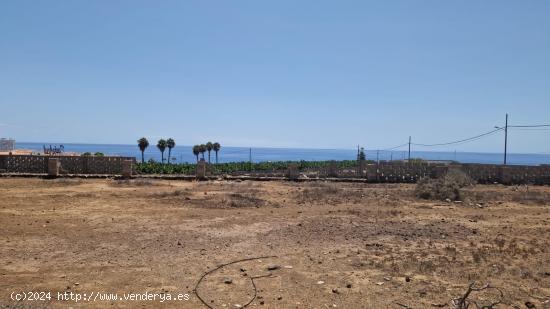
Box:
0;178;549;309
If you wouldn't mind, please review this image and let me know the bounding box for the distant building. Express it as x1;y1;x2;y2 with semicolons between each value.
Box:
0;138;15;151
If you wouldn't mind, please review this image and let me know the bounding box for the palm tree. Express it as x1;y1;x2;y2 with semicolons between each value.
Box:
157;139;167;163
213;142;221;164
358;147;366;161
137;137;149;163
206;142;213;163
166;138;175;164
199;144;207;160
192;145;200;162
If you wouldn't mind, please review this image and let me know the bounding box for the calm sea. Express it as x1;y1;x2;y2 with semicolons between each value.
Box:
15;142;550;166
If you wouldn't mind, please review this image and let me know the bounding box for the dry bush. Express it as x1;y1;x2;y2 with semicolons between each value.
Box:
445;169;476;187
151;188;190;198
452;282;504;309
416;169;475;201
220;193;267;208
295;183;339;203
295;182;365;204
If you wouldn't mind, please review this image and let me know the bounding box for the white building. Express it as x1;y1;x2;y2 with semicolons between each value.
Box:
0;138;15;151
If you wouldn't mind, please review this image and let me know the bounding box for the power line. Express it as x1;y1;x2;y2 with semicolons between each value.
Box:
364;118;549;161
411;127;504;147
380;143;409;151
509;124;550;128
510;128;550;131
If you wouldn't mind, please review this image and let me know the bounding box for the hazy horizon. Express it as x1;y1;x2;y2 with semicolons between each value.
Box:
14;140;550;156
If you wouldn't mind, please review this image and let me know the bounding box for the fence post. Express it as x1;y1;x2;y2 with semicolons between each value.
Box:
500;165;512;185
47;158;60;177
327;161;338;178
358;160;366;178
286;163;299;180
196;160;207;180
84;156;89;174
122;160;133;179
0;155;6;172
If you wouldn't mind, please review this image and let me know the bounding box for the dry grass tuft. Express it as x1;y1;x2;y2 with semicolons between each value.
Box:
220;192;268;208
151;188;191;198
45;178;83;186
511;190;550;205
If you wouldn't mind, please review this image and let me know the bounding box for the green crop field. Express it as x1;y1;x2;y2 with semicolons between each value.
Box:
134;160;372;175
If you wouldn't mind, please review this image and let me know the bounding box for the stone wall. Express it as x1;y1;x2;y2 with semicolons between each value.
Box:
2;155;550;184
208;162;550;184
366;162;439;183
459;163;550;185
362;162;550;185
0;155;136;175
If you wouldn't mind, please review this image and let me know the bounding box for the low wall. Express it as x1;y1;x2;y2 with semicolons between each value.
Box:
205;162;550;185
459;163;550;185
0;155;136;175
2;155;550;184
364;162;443;183
362;162;550;185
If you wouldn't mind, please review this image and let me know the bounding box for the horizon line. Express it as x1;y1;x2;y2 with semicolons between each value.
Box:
14;141;550;156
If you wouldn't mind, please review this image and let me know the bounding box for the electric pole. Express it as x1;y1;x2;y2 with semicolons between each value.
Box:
504;113;508;165
408;136;411;162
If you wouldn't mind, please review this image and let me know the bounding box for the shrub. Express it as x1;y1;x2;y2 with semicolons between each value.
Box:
445;168;475;187
94;152;104;157
81;152;92;156
415;169;474;201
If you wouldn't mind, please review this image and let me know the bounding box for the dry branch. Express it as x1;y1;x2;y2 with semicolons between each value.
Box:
451;282;504;309
194;256;278;309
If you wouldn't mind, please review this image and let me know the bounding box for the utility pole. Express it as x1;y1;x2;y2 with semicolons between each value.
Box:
504;113;508;165
249;148;252;171
408;136;411;162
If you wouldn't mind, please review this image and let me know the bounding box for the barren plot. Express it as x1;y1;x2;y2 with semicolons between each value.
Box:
0;178;549;308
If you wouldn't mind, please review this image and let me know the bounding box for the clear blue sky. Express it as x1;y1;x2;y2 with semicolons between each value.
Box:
1;1;549;153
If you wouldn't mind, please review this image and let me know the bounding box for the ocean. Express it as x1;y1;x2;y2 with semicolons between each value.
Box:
15;142;550;166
